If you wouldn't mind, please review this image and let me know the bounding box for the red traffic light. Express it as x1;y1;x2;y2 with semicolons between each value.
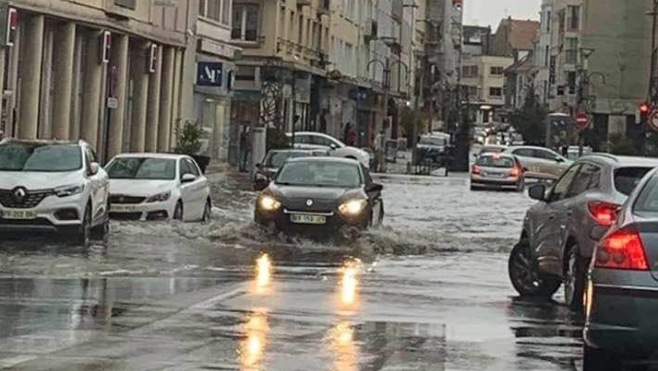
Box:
640;102;651;114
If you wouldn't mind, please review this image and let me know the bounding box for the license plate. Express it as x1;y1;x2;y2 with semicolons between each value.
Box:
110;204;137;213
3;209;37;220
484;172;505;178
290;214;326;225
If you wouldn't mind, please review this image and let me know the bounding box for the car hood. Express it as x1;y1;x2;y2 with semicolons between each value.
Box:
109;179;175;196
266;183;365;212
0;170;85;190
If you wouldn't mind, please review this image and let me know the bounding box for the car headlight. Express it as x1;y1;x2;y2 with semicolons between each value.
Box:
339;199;367;215
146;191;171;203
259;195;281;211
54;184;85;198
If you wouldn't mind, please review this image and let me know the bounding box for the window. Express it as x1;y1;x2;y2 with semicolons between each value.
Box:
298;15;304;44
558;9;565;32
568;164;601;197
490;66;504;75
114;0;136;10
466;85;478;97
546;11;551;32
513;148;534;157
544;46;549;67
566;37;578;64
615;167;653;196
568;5;580;31
489;87;503;97
534;149;559;161
549;165;580;202
462;65;478;78
232;4;260;41
221;0;230;24
185;159;201;177
200;0;221;22
567;71;576;94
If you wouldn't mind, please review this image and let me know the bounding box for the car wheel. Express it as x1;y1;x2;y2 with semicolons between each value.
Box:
516;179;525;192
201;199;212;222
564;245;586;312
583;345;622;371
508;240;561;297
74;204;91;247
173;201;184;221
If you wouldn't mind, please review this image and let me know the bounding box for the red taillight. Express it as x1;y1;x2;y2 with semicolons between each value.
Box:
588;201;620;226
471;165;481;175
509;167;520;177
595;229;649;271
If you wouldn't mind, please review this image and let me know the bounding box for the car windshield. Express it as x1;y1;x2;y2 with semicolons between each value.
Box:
614;167;652;196
0;142;82;172
476;156;515;168
264;152;312;168
276;161;362;188
107;158;176;180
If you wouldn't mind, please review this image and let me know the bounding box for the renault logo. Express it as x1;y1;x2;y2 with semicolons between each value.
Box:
12;187;27;203
306;199;314;207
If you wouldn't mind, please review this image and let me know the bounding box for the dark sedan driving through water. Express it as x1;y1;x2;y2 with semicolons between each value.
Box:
254;157;384;236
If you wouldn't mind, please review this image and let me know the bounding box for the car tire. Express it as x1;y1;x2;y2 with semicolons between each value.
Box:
516;179;525;192
564;245;586;312
201;199;212;222
173;201;184;221
583;345;622;371
74;204;91;247
508;240;561;297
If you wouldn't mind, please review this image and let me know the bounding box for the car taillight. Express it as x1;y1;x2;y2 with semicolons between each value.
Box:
587;201;620;226
509;167;520;177
595;229;649;271
471;165;481;175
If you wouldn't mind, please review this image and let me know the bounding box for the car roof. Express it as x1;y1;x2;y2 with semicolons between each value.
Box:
478;152;515;159
578;153;658;168
112;153;188;160
268;149;315;154
505;145;554;151
286;157;360;165
0;138;88;146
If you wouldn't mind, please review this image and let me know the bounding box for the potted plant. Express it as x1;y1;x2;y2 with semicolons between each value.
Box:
174;120;211;173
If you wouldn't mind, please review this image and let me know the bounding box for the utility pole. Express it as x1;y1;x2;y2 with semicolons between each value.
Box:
410;53;424;150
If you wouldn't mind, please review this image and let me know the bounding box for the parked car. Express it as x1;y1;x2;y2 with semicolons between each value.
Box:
566;145;593;160
508;154;658;312
0;139;110;245
470;153;525;192
503;145;571;180
287;132;370;168
105;154;211;222
417;134;450;162
583;166;658;370
476;145;507;158
252;149;326;191
254;157;384;236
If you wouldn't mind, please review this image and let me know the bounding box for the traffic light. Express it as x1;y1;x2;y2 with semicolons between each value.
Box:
0;4;18;47
100;31;111;64
640;102;651;114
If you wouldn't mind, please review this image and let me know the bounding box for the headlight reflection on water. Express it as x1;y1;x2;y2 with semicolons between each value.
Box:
331;322;358;371
252;253;272;295
339;260;360;306
240;312;269;370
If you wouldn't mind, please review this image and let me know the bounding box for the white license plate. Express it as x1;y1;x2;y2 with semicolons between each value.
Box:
110;205;137;213
3;209;37;220
290;214;327;225
484;172;505;178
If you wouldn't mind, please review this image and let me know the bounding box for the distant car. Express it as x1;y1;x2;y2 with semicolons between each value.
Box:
417;134;450;162
470;153;525;192
476;145;507;158
508;154;658;313
0;139;110;245
584;166;658;370
566;145;593;160
252;149;325;191
287;132;370;168
254;157;384;236
503;145;571;180
105;154;211;222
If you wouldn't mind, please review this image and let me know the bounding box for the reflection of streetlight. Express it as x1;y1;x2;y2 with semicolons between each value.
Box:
252;253;272;295
331;322;358;371
240;312;269;370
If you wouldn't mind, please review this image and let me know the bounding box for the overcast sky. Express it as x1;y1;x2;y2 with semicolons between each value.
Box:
463;0;541;30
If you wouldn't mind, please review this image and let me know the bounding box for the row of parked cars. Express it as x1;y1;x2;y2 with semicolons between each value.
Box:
0;139;212;245
505;150;658;370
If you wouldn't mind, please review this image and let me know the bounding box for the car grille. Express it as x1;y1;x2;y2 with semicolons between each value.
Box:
110;212;142;221
110;195;146;205
0;189;53;209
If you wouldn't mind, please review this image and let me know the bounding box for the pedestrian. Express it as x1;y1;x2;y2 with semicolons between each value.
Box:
374;129;385;173
239;124;252;172
343;122;352;143
347;125;358;147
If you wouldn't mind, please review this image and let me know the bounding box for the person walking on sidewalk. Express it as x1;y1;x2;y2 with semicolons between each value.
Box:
374;129;386;173
239;124;252;172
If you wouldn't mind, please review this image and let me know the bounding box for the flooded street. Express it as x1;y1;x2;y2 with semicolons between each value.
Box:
0;173;591;370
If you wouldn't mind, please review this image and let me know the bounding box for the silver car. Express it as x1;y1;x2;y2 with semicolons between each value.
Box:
583;167;658;370
508;154;658;312
470;153;525;192
503;145;571;180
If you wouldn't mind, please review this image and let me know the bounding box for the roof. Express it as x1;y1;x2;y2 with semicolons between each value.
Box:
287;157;360;165
112;153;189;160
0;138;85;146
494;18;540;53
581;154;658;168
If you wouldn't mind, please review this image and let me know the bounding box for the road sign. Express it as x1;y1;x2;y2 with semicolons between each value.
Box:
650;109;658;132
575;113;589;130
107;97;118;109
197;62;223;87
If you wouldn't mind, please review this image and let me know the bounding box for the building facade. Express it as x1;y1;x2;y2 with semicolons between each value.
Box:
461;55;514;123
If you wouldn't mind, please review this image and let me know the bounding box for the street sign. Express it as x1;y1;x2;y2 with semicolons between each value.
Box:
107;97;118;109
650;109;658;132
575;113;589;130
196;62;223;87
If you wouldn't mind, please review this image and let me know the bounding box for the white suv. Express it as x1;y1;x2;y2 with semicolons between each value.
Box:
288;132;371;167
0;139;110;245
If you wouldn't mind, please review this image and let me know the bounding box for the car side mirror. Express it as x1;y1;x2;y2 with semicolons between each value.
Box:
330;143;338;150
89;162;99;176
555;157;564;163
254;174;270;191
366;183;384;193
528;184;546;201
181;173;196;184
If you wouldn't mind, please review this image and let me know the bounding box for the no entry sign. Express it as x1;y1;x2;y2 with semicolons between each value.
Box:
575;113;589;130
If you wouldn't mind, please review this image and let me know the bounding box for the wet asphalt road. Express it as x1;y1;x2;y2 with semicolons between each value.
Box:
0;172;593;370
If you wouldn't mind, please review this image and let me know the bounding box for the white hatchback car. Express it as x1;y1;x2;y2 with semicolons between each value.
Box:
0;139;110;245
105;154;211;222
288;132;370;167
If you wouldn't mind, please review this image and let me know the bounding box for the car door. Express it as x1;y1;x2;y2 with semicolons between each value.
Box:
535;148;565;179
187;158;210;217
178;159;196;221
533;164;581;275
512;148;539;176
182;158;206;220
560;163;601;256
84;147;105;224
361;165;383;223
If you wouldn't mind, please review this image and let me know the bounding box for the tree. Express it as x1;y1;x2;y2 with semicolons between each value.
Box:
174;120;203;155
510;88;548;146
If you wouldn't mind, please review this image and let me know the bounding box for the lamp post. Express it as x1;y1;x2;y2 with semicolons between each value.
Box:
576;47;605;157
366;56;409;139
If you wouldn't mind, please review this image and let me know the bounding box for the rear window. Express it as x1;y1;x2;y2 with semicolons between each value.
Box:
479;147;504;155
634;175;658;213
614;167;652;196
476;156;515;168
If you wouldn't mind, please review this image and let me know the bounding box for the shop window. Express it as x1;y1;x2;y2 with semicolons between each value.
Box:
232;4;260;42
